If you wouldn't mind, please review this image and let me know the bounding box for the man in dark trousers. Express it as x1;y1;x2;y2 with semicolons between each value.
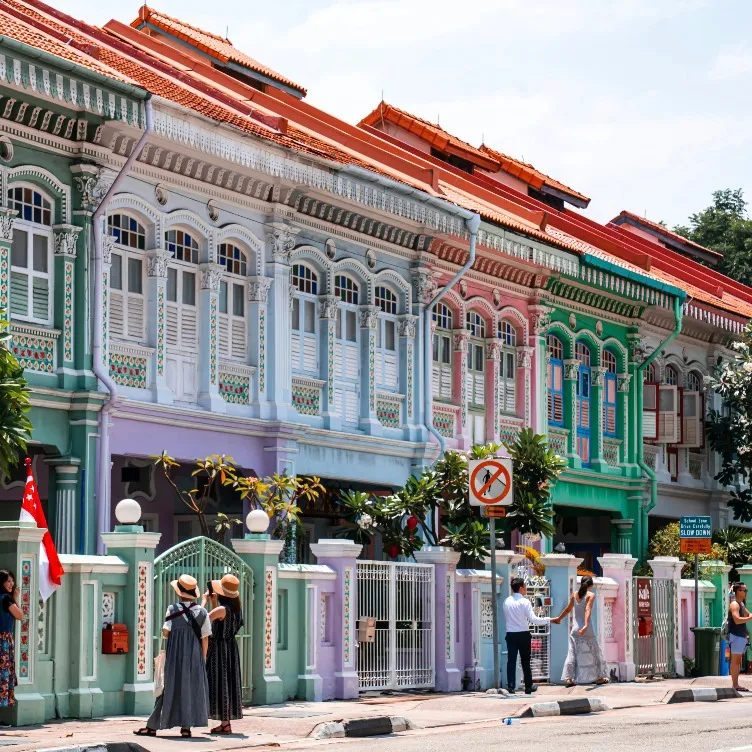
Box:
502;577;555;694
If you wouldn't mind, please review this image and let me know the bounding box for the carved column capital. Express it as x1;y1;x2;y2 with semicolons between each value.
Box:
591;366;606;387
617;373;632;392
411;269;438;306
453;329;469;352
398;314;417;338
359;305;379;330
146;249;171;278
318;295;339;320
564;359;581;380
72;165;114;212
248;276;273;303
486;338;502;360
516;345;535;369
101;235;114;266
529;305;552;336
628;335;649;364
199;263;223;292
266;226;298;264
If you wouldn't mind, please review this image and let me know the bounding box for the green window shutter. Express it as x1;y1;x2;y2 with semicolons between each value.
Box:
10;272;28;317
32;277;49;320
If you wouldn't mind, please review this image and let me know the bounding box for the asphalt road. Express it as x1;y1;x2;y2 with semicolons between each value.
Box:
291;699;752;752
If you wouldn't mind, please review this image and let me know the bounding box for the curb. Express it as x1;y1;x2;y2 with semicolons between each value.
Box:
39;745;150;752
313;715;416;739
522;698;611;718
667;687;741;704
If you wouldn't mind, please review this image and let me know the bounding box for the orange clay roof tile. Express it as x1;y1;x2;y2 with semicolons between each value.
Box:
479;144;590;206
612;209;723;259
132;6;306;96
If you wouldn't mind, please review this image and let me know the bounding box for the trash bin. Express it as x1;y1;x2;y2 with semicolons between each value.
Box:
720;637;730;676
692;627;721;677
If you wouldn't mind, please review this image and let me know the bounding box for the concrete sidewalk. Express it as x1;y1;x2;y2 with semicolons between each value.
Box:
4;676;750;752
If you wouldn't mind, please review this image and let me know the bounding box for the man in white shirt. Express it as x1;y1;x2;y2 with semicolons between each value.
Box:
503;576;557;693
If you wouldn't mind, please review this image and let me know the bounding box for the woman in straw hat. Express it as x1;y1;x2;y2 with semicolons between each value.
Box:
135;574;211;739
202;574;244;734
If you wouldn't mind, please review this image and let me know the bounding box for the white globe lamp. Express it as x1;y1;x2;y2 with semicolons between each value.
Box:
246;508;270;534
115;498;142;526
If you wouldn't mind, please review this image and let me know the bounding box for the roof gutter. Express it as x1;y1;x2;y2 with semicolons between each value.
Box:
582;253;685;298
92;97;153;553
636;294;685;560
0;34;148;100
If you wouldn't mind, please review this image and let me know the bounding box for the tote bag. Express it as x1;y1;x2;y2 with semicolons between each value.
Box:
153;639;166;698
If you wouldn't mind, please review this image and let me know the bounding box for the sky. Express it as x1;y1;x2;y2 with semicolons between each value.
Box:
54;0;752;227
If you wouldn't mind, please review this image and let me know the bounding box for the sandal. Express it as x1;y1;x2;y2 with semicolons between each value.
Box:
565;681;576;688
180;728;192;738
134;728;156;737
596;678;609;685
211;723;232;734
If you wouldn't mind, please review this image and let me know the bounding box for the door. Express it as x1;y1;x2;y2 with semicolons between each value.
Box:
633;577;675;676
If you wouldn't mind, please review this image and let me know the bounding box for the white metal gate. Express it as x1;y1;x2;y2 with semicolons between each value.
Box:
356;561;435;691
523;574;551;682
633;577;676;676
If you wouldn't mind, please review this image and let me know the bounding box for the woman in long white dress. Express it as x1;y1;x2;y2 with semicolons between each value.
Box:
553;576;610;687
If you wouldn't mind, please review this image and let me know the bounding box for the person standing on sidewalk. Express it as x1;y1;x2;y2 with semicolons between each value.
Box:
728;582;752;691
0;571;23;708
135;574;211;739
503;577;555;694
203;574;244;734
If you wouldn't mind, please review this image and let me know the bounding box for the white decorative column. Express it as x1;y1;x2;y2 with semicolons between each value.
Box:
0;208;17;327
598;553;637;682
529;305;550;437
617;373;631;467
265;226;297;420
146;249;172;404
101;235;113;373
52;224;81;388
248;276;273;412
517;345;534;430
648;556;685;676
410;270;437;434
564;359;580;464
454;329;470;448
398;314;419;440
198;262;224;412
319;295;340;430
590;365;608;472
486;338;502;445
48;458;81;555
359;305;380;435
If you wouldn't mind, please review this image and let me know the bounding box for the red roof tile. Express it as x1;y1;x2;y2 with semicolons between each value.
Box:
132;5;306;97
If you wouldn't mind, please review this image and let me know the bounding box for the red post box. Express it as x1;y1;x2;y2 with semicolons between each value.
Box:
102;623;129;654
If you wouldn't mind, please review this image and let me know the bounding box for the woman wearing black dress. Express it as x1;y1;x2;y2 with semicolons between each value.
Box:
203;574;243;734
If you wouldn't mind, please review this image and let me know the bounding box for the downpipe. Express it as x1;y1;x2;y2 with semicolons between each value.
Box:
636;295;684;559
92;98;153;553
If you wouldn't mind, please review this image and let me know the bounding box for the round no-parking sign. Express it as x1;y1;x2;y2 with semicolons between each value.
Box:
468;458;513;506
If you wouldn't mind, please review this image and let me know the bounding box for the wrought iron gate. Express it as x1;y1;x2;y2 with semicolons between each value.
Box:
356;561;435;691
523;574;551;682
633;577;675;676
153;537;254;701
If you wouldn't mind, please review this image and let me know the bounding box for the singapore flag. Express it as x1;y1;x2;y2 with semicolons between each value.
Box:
19;458;64;602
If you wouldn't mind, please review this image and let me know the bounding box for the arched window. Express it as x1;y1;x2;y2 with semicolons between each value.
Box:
603;350;618;438
165;229;199;400
8;185;53;324
165;229;199;264
334;274;359;424
432;303;453;401
291;264;318;375
108;212;146;341
466;311;486;414
218;243;248;362
664;365;678;386
108;213;146;250
575;342;591;465
218;242;247;276
547;335;564;426
375;286;398;391
499;320;517;415
687;371;702;392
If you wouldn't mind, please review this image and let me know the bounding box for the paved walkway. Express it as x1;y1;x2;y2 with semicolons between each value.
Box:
6;676;751;752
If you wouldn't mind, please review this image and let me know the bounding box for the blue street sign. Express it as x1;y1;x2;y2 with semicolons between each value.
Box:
680;516;712;539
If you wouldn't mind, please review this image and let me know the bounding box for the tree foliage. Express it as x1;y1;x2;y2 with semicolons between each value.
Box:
674;188;752;285
0;324;32;479
642;522;727;576
335;429;565;565
705;328;752;523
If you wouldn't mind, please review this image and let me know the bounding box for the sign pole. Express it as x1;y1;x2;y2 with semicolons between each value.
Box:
490;517;500;690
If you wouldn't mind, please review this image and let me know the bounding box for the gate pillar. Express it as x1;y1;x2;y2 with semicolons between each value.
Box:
309;540;362;699
414;546;460;692
539;554;582;685
100;524;161;714
233;535;285;705
648;556;684;676
598;553;637;681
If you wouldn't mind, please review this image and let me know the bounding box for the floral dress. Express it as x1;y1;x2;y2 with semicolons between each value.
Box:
561;594;609;684
0;594;17;707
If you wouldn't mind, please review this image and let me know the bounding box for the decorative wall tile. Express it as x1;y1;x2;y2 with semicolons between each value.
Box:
156;286;165;376
102;591;115;628
445;572;453;662
11;332;55;373
110;352;147;389
343;567;353;666
433;410;455;438
548;429;568;457
499;423;520;446
376;396;401;428
368;335;375;411
63;260;73;362
603;439;621;467
210;296;218;385
18;556;32;681
689;453;703;480
136;562;148;679
37;595;47;654
259;309;265;394
0;244;8;321
320;593;327;643
264;567;275;673
406;342;413;419
480;596;493;639
604;599;614;638
102;270;108;360
327;321;335;401
219;371;250;405
292;381;321;416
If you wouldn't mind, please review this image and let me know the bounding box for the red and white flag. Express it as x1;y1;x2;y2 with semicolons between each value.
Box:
19;458;64;602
